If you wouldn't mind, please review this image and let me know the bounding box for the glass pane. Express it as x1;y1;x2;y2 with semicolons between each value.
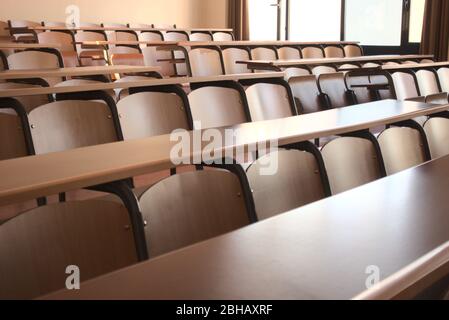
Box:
345;0;403;46
289;0;342;41
409;0;426;43
248;0;279;40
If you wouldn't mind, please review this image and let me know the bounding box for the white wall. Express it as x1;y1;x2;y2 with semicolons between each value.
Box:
0;0;228;28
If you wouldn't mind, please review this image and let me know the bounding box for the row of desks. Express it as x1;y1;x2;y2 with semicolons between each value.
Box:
41;153;449;300
9;26;234;33
0;99;447;207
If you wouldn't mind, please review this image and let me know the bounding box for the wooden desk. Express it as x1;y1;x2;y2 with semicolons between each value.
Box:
382;61;449;71
0;100;447;207
238;55;435;71
0;73;284;97
16;26;234;33
75;40;178;47
41;154;449;300
177;40;360;47
0;42;61;49
0;65;161;80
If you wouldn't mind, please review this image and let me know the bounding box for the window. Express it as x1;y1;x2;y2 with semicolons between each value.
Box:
345;0;403;46
248;0;279;40
289;0;342;41
409;0;426;43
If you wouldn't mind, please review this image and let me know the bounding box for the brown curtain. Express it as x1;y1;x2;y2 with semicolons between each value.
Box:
228;0;250;40
421;0;449;61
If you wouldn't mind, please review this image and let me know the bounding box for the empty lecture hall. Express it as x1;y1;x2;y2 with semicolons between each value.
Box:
1;0;449;307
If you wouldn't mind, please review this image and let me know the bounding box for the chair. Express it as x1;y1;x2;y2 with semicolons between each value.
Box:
187;47;225;77
0;98;33;161
222;47;252;74
312;66;337;75
189;32;212;42
277;46;301;60
250;46;278;60
7;49;65;86
188;82;250;129
242;78;297;122
437;67;449;93
102;23;138;43
38;31;79;67
344;74;374;104
324;45;345;58
377;121;431;175
301;46;324;59
283;67;311;81
139;168;254;257
141;45;176;77
390;71;422;101
0;200;138;299
117;85;191;140
28;92;121;154
164;31;189;76
321;132;386;195
424;115;449;159
289;75;325;114
344;44;363;57
246;142;331;220
415;69;443;97
8;20;41;42
108;46;144;67
212;32;233;41
0;82;52;113
75;30;108;66
318;72;355;108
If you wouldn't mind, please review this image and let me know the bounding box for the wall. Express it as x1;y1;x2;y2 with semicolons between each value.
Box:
0;0;228;28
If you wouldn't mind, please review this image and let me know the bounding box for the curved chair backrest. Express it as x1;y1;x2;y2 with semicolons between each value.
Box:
222;47;252;74
0;200;137;299
244;80;296;121
344;44;363;57
0;98;32;161
321;136;385;195
415;69;441;96
189;83;249;129
391;71;421;100
378;125;429;175
424;117;449;159
139;169;252;257
7;49;64;86
247;146;330;220
103;23;138;42
75;31;107;66
289;75;324;114
109;46;144;67
370;73;395;100
187;47;225;77
0;82;51;113
324;45;345;58
212;32;233;41
8;20;41;42
437;67;449;92
189;32;212;42
277;46;301;60
29;99;120;154
117;90;190;140
38;31;75;52
283;67;311;81
318;72;352;108
139;31;163;42
301;46;324;59
312;65;337;75
250;47;278;60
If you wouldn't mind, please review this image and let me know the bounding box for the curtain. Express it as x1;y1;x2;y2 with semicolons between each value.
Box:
228;0;250;40
420;0;449;61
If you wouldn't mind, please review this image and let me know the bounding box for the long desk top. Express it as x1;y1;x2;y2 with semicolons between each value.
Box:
381;61;449;71
0;100;447;207
0;73;284;97
0;42;61;49
41;154;449;300
177;40;360;47
237;55;435;68
0;65;161;80
75;40;178;47
12;26;234;33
